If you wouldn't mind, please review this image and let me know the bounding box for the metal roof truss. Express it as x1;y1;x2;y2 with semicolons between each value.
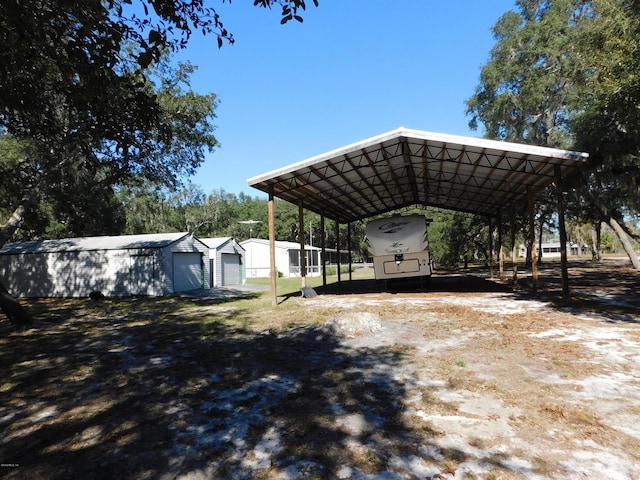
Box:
248;128;588;224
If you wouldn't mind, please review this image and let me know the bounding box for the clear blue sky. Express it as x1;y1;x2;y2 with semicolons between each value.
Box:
175;1;517;198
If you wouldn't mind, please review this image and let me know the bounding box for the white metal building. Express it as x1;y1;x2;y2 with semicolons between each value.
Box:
200;237;245;287
0;232;209;298
241;239;322;278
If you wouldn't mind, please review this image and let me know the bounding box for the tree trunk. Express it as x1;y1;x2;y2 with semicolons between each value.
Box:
0;279;32;327
0;195;36;326
590;224;602;261
537;222;544;264
608;217;640;270
0;194;35;246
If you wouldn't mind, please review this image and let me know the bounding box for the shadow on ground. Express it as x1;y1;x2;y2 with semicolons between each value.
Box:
2;259;639;478
513;259;640;324
315;260;640;324
0;296;468;479
317;271;513;295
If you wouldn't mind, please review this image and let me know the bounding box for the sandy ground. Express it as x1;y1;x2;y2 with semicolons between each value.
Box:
1;261;640;479
314;292;640;479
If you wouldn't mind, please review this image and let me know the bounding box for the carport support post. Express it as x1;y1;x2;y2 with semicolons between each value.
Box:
321;213;327;286
488;217;494;279
347;222;353;281
528;188;538;292
268;187;278;306
335;220;341;283
555;164;570;299
498;212;504;279
298;200;307;288
511;204;518;284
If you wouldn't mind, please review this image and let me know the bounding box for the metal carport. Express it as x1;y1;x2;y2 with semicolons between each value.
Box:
247;127;589;305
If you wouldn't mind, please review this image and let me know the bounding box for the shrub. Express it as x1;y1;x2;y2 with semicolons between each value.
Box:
324;265;353;276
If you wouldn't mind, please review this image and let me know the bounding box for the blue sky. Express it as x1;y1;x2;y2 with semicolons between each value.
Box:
175;1;517;198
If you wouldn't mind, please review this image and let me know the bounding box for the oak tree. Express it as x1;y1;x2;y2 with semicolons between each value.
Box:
466;0;640;268
0;0;318;325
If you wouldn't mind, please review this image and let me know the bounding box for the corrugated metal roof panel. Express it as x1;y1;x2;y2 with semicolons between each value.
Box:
0;232;189;254
247;127;589;223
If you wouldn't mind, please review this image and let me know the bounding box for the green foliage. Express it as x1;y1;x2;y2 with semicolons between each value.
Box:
0;0;318;246
466;0;640;266
568;0;640;227
0;56;217;242
601;228;621;253
116;182;375;258
323;266;353;276
466;0;587;147
428;209;489;266
253;0;319;25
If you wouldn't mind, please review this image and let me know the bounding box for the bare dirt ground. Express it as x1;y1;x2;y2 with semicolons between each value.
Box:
1;259;640;479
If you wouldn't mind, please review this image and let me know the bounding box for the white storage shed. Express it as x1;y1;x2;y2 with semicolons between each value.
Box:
200;237;245;287
241;239;322;278
0;232;209;298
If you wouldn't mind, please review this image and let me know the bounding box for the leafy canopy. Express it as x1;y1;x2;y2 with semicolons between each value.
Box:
465;0;640;266
0;0;318;243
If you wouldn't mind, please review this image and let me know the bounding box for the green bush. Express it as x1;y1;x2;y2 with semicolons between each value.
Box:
324;265;353;276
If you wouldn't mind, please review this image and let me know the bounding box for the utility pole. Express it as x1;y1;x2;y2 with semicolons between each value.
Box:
238;220;262;239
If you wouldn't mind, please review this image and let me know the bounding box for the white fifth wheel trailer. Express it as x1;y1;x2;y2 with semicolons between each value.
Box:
365;214;433;281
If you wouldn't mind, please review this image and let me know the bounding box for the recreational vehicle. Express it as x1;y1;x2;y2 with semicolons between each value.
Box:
365;214;433;282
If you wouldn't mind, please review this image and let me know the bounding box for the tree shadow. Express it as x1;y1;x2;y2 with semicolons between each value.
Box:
512;260;640;324
315;261;640;325
0;294;571;479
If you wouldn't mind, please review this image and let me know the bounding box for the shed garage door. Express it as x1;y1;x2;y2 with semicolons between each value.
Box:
173;253;202;292
221;253;241;285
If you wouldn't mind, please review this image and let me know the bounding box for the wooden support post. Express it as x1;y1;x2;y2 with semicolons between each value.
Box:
555;164;570;299
498;211;504;279
321;213;327;287
347;222;353;281
489;216;494;279
528;188;538;293
335;220;341;283
298;200;306;288
268;187;277;307
511;204;518;285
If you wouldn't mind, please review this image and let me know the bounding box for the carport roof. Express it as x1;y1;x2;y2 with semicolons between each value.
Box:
247;127;589;224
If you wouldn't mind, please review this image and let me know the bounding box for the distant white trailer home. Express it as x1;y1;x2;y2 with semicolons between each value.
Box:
518;242;581;258
200;237;245;287
241;239;323;278
0;232;210;298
